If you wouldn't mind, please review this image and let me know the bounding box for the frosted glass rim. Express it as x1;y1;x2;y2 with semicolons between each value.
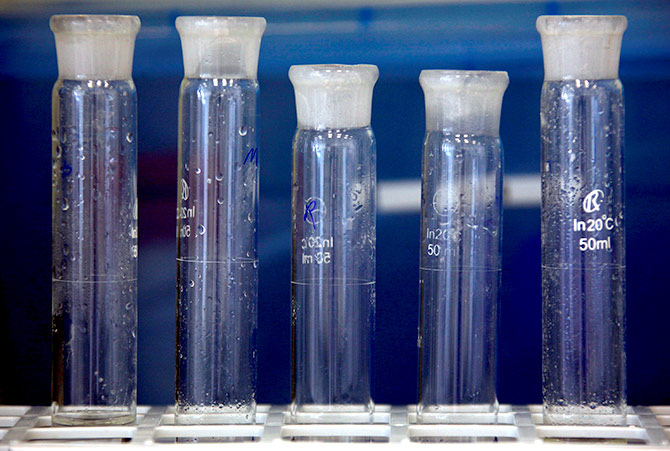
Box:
50;14;140;35
289;64;379;87
536;15;627;36
175;16;266;36
420;70;509;91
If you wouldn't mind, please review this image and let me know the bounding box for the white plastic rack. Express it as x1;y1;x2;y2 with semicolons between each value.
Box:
1;405;670;449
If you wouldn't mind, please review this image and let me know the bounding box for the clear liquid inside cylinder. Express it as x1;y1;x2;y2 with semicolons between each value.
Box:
175;78;259;424
52;79;138;426
541;79;626;425
291;126;376;423
418;132;502;423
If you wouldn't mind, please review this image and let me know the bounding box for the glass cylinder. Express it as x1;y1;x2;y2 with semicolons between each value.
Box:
174;16;265;425
289;64;378;423
538;15;627;426
417;71;508;423
50;15;140;426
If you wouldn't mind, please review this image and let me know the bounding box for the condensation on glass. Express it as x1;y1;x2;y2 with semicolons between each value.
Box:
289;64;378;423
174;16;266;425
538;15;627;426
417;70;508;424
50;14;140;426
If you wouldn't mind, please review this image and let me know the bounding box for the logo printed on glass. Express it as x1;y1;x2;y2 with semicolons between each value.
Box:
583;189;604;213
304;197;326;229
181;178;190;201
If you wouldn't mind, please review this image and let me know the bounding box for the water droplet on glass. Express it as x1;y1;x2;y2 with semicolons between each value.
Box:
239;125;248;136
125;302;132;310
126;132;134;143
62;243;70;256
195;168;201;175
207;178;212;184
189;280;195;288
198;225;206;235
61;198;69;211
215;173;224;182
217;197;224;205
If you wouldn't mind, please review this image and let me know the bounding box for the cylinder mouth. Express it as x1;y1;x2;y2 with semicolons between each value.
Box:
176;16;266;79
50;14;140;80
289;64;379;87
420;70;509;92
536;14;627;81
175;16;266;37
50;15;140;35
289;64;379;130
536;15;627;36
419;69;508;135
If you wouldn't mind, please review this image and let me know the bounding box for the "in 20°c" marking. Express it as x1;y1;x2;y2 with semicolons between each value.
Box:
573;215;620;233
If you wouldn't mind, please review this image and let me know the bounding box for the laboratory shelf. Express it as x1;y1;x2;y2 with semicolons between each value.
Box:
1;405;670;449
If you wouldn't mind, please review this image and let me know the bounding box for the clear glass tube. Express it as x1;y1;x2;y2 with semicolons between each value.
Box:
417;71;508;423
289;64;378;423
174;17;265;425
50;15;140;426
538;15;627;426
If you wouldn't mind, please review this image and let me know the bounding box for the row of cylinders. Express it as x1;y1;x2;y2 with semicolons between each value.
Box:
50;13;627;428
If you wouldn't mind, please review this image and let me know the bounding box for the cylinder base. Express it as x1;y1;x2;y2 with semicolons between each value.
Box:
289;403;375;424
543;404;627;426
174;405;256;425
417;403;499;424
51;404;136;426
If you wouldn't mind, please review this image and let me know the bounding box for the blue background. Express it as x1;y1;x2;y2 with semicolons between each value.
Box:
1;0;669;407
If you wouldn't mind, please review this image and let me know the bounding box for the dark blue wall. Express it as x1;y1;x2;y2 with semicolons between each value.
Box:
1;0;669;407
